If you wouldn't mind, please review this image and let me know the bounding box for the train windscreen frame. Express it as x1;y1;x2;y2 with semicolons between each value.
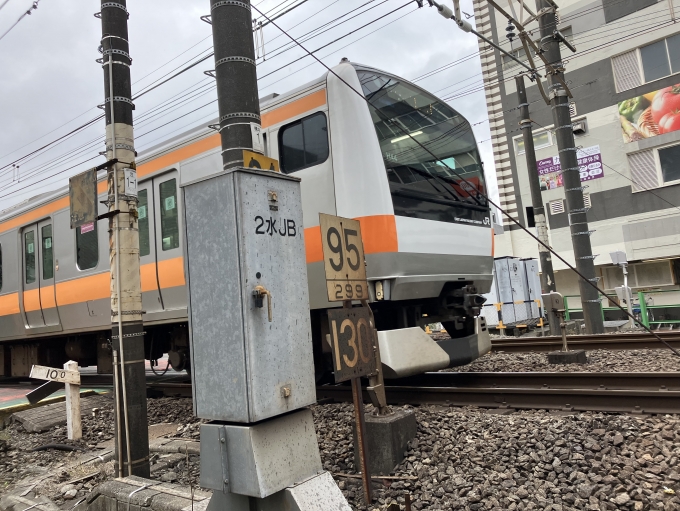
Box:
357;68;490;226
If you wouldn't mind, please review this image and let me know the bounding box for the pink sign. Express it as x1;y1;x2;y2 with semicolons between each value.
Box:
536;145;604;190
80;222;95;234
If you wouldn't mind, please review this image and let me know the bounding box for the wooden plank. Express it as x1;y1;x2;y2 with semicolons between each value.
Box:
12;395;108;433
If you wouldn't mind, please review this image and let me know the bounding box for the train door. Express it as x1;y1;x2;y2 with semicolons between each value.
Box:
153;170;185;313
37;220;60;327
22;225;43;328
21;220;61;330
138;180;164;316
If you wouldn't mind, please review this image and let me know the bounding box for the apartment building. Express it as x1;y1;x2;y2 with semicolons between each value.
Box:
472;0;680;310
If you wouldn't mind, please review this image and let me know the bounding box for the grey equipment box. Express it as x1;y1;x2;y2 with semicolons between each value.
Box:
183;168;316;423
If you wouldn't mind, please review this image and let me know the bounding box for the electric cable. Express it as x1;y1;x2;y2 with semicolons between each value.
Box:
0;0;39;43
252;1;680;357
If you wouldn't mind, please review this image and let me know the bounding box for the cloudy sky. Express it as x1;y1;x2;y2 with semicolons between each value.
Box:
0;0;497;210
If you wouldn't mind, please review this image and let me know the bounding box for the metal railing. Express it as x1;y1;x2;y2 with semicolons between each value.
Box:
563;290;680;329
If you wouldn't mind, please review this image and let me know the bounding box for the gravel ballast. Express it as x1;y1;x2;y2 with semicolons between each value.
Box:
453;349;680;373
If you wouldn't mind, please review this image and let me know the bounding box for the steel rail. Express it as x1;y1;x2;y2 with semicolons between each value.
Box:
491;332;680;352
317;371;680;414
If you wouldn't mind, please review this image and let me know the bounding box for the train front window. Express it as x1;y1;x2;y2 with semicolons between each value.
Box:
357;69;489;225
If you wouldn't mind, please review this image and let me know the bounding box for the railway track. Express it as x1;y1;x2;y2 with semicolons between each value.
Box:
317;372;680;414
491;331;680;352
5;371;679;414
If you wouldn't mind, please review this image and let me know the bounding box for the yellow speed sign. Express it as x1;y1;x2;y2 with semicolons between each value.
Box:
319;213;369;302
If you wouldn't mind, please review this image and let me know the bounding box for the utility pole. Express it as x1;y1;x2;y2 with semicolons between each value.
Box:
515;75;559;335
211;0;262;168
536;0;604;334
100;0;150;477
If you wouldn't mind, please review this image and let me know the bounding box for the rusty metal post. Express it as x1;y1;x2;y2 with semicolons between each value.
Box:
351;377;372;504
405;493;412;511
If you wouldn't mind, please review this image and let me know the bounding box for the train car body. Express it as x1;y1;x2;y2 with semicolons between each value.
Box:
0;61;494;377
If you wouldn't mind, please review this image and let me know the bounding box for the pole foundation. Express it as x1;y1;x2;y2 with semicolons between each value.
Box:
353;408;417;475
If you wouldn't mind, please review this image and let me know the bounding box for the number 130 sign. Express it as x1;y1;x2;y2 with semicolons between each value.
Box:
319;213;368;302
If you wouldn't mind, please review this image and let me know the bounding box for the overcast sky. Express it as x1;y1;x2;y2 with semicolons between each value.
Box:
0;0;497;211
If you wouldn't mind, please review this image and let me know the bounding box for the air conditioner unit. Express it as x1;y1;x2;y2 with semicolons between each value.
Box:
572;120;587;135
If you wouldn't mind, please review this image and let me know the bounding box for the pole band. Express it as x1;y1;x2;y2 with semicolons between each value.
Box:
215;56;256;67
101;2;128;15
220;112;260;122
211;0;250;11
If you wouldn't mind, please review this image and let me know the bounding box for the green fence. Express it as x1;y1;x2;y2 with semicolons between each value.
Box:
563;290;680;328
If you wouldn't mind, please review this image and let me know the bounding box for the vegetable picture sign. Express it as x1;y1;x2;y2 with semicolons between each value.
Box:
536;145;604;190
619;84;680;142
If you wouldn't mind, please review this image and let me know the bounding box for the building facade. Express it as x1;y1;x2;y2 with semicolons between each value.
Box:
473;0;680;313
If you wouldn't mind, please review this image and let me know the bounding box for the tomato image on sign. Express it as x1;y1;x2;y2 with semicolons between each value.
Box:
619;85;680;142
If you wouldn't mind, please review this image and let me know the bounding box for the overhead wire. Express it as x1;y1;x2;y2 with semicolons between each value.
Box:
1;1;417;196
0;0;40;43
250;1;680;357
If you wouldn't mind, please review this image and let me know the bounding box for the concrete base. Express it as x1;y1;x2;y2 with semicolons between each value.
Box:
547;349;588;364
353;408;417;475
207;472;351;511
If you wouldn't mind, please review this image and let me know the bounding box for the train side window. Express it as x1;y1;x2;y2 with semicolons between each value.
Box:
160;178;179;251
278;112;329;173
138;189;150;257
25;230;36;284
76;221;98;270
42;225;53;280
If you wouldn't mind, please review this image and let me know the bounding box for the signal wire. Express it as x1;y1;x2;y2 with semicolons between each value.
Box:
251;1;680;358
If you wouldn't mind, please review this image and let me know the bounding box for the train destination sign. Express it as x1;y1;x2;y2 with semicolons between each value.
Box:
319;213;369;302
327;306;377;383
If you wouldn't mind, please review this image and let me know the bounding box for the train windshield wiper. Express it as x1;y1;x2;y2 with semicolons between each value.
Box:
407;166;485;208
391;189;489;212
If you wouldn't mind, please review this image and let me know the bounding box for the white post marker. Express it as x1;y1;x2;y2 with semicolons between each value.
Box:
29;361;81;440
64;360;82;440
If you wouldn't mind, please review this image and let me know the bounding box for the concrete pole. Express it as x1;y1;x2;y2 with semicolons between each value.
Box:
100;0;150;477
515;75;559;336
536;0;604;334
210;0;262;169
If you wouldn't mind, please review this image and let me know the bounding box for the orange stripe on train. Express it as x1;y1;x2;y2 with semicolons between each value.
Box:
56;273;110;306
0;293;20;316
23;289;41;312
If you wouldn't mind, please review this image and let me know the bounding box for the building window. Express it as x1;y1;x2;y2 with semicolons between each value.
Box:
514;130;552;155
160;178;179;251
641;34;680;83
658;144;680;183
138;189;150;257
25;230;35;284
604;0;660;24
76;221;98;270
42;225;53;280
278;112;329;173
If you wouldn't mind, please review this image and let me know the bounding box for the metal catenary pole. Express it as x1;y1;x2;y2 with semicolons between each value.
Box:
535;0;604;334
100;0;150;477
515;75;560;335
210;0;262;169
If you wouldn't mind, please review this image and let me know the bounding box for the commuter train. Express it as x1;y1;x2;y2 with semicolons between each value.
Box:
0;60;494;377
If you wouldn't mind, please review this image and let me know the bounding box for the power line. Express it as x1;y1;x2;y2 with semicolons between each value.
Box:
0;0;40;43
